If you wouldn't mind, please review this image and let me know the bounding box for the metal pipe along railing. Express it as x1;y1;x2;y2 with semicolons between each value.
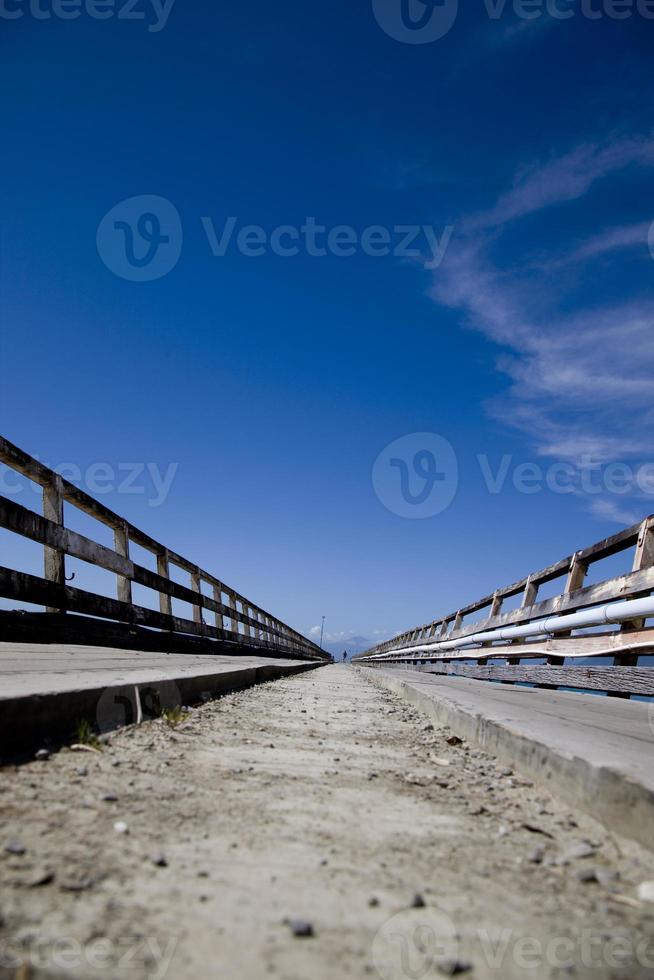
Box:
366;595;654;660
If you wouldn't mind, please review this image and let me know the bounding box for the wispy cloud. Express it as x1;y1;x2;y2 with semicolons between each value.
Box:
467;136;654;231
528;222;651;273
431;134;654;524
589;497;641;526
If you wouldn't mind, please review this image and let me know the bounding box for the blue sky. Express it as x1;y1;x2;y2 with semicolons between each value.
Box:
1;2;653;654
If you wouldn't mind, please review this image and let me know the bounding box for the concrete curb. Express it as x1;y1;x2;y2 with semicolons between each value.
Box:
357;666;654;854
1;661;322;758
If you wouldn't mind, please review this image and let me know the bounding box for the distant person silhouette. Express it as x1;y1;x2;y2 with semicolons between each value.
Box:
342;650;347;662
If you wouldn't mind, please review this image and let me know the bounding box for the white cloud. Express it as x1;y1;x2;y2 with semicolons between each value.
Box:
430;134;654;523
589;498;641;527
467;136;654;231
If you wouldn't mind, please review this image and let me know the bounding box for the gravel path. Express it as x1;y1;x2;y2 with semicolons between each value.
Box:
1;664;653;979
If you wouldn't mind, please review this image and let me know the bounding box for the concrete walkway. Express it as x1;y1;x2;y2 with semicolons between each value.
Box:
0;642;321;753
1;665;653;979
359;665;654;852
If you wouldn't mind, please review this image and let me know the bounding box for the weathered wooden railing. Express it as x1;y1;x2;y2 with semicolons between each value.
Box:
354;518;654;698
0;436;329;662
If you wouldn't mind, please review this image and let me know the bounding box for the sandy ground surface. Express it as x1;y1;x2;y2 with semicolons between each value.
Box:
1;664;653;980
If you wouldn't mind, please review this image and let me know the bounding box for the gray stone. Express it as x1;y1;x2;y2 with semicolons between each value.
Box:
286;919;314;938
437;960;472;976
559;841;597;864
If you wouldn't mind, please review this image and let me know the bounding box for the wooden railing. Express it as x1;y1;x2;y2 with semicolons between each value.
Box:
354;518;654;698
0;436;329;662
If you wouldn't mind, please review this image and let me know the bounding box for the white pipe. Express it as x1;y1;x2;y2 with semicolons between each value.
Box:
364;595;654;661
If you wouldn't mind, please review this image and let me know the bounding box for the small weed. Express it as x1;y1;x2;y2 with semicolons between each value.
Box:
75;719;103;751
162;705;189;727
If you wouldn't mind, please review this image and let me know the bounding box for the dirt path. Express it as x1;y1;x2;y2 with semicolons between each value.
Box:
1;664;653;979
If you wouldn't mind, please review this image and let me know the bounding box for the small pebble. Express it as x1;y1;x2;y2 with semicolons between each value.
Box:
4;839;26;856
28;869;55;887
286;919;314;938
35;749;50;761
558;841;597;864
60;876;93;892
595;868;619;888
101;793;118;803
437;960;472;977
368;896;380;907
150;853;168;867
575;868;598;884
637;881;654;903
75;767;88;777
528;846;546;864
113;821;129;835
411;893;426;908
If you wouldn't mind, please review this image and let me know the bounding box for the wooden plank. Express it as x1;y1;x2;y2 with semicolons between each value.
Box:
374;629;654;662
0;497;131;578
0;568;323;660
419;662;654;695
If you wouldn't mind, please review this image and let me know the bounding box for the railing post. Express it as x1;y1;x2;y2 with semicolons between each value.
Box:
479;593;503;664
229;593;240;639
565;552;587;594
489;591;503;618
43;474;65;613
190;569;205;637
522;575;538;608
611;517;654;697
157;551;173;618
243;604;254;640
213;585;224;631
113;521;132;605
633;516;654;572
539;554;586;684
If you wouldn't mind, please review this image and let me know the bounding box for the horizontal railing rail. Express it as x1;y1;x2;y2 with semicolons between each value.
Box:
353;517;654;697
0;436;329;662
